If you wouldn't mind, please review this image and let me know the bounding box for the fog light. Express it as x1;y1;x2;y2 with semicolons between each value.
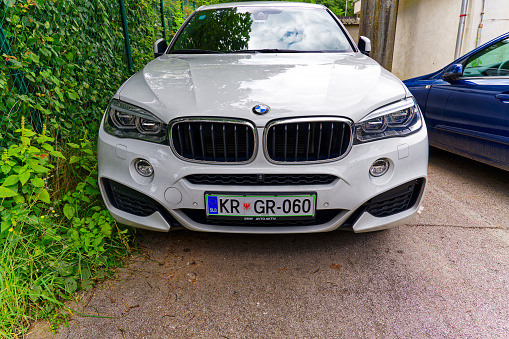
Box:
135;159;154;177
370;158;389;177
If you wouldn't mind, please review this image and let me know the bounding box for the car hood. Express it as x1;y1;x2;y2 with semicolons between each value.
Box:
117;53;408;126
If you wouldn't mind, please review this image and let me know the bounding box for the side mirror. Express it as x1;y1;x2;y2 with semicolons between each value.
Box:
358;36;371;56
154;38;168;58
442;63;463;82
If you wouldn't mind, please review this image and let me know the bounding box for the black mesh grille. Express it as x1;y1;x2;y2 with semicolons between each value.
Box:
266;119;352;162
366;179;423;218
102;179;178;227
112;192;157;217
171;120;256;162
181;209;343;227
185;174;338;186
367;192;413;217
108;182;157;217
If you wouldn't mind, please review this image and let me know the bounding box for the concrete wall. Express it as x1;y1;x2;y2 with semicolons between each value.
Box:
462;0;509;52
345;24;360;43
340;17;360;43
392;0;509;80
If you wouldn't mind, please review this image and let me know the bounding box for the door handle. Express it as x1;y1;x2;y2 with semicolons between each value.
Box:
495;94;509;102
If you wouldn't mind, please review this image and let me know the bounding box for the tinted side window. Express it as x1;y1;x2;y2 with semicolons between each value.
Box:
463;38;509;77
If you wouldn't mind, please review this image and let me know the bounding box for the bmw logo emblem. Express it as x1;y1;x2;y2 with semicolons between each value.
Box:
252;104;270;115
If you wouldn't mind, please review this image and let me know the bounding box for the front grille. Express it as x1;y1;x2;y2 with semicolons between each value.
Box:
366;179;424;217
185;174;338;186
180;209;343;227
170;119;256;163
266;118;352;163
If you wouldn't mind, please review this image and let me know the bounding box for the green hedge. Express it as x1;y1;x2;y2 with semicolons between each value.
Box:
0;0;163;150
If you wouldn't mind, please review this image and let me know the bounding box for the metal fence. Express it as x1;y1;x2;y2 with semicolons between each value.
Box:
0;0;196;151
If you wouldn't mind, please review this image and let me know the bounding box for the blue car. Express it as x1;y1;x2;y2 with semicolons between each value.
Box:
404;32;509;171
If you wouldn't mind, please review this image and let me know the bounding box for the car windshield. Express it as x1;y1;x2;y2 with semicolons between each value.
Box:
170;6;354;53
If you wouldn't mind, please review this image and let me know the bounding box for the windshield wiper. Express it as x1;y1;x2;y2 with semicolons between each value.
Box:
170;49;224;54
231;49;323;53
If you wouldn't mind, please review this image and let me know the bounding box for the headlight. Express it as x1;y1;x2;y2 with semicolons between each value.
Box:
104;99;168;143
354;97;422;144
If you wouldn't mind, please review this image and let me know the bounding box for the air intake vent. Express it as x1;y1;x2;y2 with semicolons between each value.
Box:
180;209;344;227
366;179;424;217
265;118;352;163
170;119;256;163
185;174;338;186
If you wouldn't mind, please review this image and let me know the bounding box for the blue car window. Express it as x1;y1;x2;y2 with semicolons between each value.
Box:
463;38;509;77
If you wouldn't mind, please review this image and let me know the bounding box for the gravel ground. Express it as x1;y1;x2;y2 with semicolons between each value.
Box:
29;148;509;339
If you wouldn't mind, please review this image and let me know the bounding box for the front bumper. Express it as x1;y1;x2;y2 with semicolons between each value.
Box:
98;119;428;234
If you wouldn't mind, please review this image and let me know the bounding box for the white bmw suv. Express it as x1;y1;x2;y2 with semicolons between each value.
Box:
98;1;428;234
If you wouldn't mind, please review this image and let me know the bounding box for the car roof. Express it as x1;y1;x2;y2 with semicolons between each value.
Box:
197;1;327;11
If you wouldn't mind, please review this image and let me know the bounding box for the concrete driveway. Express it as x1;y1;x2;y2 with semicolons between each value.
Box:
31;147;509;338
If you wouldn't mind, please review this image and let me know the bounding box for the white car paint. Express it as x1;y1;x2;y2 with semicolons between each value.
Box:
98;2;428;233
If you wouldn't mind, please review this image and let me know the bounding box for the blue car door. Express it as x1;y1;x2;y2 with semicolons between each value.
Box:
427;38;509;166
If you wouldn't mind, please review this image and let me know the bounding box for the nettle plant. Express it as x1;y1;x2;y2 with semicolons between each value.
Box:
0;119;131;331
0;118;115;255
0;117;61;237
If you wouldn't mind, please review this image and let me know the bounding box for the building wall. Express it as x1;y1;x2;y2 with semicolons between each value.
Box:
340;17;360;43
345;24;360;43
462;0;509;52
392;0;509;80
392;0;462;79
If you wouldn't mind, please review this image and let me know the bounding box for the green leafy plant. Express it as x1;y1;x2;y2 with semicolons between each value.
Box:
0;117;63;236
0;121;132;337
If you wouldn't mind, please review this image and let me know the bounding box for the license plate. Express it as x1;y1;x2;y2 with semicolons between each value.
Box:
205;193;316;221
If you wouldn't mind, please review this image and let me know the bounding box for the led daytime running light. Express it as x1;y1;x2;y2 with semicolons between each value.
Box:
354;97;422;143
109;100;163;133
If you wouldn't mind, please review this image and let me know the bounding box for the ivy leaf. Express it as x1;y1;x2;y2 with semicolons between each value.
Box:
8;59;22;69
29;54;40;64
38;189;51;204
31;177;45;188
67;91;78;100
2;174;19;187
39;69;51;78
40;48;51;57
0;186;17;198
54;87;64;101
63;204;75;220
3;0;16;8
